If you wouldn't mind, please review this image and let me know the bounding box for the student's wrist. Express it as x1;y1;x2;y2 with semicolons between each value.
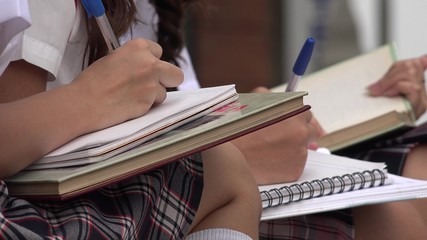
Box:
62;81;103;133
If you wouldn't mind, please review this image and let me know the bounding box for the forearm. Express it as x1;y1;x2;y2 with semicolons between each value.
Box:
0;40;184;178
231;137;307;185
0;83;94;178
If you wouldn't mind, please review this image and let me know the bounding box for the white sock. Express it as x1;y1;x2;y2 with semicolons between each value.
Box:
185;228;253;240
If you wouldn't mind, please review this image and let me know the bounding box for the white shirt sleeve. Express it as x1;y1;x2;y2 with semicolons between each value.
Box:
0;0;31;54
0;0;31;75
13;0;76;78
0;34;24;76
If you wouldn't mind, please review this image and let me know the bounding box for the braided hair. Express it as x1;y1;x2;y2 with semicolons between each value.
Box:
84;0;198;67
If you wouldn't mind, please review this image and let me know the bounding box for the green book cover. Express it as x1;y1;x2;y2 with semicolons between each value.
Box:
6;92;308;199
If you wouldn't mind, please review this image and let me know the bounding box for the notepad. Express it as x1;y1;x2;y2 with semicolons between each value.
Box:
31;85;239;168
260;150;427;220
259;150;390;209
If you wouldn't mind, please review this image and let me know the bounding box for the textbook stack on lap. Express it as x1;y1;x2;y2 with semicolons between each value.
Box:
272;43;416;153
6;85;309;200
260;150;427;220
30;85;241;169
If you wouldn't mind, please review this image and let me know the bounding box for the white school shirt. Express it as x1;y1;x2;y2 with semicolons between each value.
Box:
9;0;199;90
0;0;31;75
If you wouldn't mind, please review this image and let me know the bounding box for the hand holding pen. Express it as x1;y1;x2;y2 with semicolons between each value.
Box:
82;0;120;52
285;37;315;92
286;38;326;147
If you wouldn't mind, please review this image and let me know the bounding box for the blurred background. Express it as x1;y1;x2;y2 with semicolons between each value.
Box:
184;0;427;95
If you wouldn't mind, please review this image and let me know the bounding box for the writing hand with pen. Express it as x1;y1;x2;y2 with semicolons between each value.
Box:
79;0;183;127
231;38;325;185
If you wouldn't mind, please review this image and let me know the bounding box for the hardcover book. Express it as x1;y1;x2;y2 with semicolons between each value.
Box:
6;90;309;200
272;43;415;152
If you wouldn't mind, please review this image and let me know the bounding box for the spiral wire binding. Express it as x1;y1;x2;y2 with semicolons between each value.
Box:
260;169;387;208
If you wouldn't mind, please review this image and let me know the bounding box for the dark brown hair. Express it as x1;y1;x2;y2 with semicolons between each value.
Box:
84;0;199;67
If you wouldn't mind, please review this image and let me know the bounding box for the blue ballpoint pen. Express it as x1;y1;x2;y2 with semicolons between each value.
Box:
285;37;315;92
82;0;120;52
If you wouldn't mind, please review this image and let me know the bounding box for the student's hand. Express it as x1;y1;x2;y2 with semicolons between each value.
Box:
231;87;321;185
0;39;183;176
368;55;427;118
72;39;184;131
307;114;326;149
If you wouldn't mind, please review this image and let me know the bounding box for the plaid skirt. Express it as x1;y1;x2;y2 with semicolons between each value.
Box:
259;122;427;240
0;154;204;240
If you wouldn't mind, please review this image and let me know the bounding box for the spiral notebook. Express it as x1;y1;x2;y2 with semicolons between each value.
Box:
259;150;392;209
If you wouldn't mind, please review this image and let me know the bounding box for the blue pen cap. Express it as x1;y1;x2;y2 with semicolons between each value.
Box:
293;37;315;76
81;0;105;17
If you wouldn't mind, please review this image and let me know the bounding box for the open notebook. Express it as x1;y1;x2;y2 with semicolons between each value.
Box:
260;150;427;220
272;44;415;152
30;85;239;168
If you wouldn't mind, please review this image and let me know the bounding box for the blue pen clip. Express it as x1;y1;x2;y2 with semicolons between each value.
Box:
81;0;105;17
81;0;120;51
293;37;315;76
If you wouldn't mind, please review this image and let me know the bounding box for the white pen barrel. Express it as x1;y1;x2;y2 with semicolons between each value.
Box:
285;75;301;92
95;15;120;52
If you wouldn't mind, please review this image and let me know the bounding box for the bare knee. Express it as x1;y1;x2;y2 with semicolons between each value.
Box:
188;142;261;238
402;143;427;180
354;201;427;239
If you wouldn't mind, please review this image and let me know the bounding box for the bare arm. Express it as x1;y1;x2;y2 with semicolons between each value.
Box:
0;39;183;178
0;60;48;102
0;78;93;177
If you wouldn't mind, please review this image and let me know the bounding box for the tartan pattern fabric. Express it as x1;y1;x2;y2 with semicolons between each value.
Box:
348;144;413;175
259;125;426;239
0;154;203;240
259;210;354;240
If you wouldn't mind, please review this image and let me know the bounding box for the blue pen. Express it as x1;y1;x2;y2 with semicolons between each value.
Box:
82;0;120;52
285;37;315;92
